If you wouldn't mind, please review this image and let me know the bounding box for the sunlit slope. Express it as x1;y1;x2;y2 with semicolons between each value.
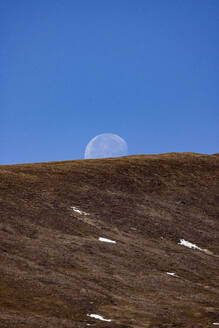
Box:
0;153;219;328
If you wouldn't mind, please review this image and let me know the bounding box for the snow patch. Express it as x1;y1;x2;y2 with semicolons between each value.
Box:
98;237;116;244
178;239;207;252
71;206;88;216
87;314;112;322
166;272;176;276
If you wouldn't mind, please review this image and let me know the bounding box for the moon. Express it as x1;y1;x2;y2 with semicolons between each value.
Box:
84;133;128;159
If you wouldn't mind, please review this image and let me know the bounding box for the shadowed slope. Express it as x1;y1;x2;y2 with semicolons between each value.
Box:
0;153;219;327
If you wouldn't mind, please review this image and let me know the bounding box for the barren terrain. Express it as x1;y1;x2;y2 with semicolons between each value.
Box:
0;153;219;327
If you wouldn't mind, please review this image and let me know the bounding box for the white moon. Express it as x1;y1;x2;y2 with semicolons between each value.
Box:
84;133;128;159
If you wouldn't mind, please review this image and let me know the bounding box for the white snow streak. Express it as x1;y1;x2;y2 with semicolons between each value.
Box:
87;314;112;322
98;237;116;244
166;272;176;276
178;239;207;252
71;206;88;216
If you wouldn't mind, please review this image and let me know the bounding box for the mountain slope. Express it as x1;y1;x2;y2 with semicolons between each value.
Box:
0;153;219;327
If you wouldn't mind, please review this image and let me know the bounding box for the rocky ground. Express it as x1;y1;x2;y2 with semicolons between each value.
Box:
0;153;219;327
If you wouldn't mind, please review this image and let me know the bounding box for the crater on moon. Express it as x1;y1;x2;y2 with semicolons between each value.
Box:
84;133;128;159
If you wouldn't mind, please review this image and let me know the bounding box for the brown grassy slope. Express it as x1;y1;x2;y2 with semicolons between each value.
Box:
0;153;218;328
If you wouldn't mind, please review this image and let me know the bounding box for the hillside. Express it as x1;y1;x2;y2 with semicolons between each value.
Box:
0;153;219;328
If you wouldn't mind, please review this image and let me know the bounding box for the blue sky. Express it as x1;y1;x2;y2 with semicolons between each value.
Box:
1;0;219;164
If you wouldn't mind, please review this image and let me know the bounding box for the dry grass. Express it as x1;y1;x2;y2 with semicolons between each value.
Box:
0;153;219;327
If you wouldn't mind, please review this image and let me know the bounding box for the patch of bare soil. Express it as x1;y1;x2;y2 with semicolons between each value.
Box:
0;153;218;327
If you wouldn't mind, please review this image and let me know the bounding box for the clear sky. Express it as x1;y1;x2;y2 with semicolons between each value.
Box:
1;0;219;164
